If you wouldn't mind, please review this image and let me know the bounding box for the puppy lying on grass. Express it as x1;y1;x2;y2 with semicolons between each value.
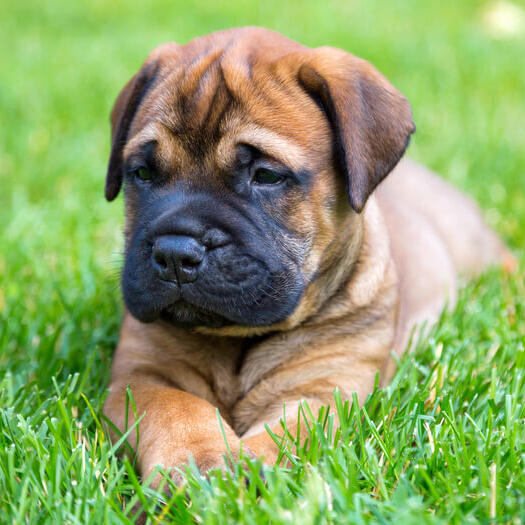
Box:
102;27;513;486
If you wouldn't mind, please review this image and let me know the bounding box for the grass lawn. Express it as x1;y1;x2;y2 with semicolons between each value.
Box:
1;0;524;522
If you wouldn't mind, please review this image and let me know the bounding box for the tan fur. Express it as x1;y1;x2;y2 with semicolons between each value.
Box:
103;27;512;486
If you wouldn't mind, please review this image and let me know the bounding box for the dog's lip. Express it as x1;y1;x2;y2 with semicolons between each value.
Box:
158;277;181;289
144;278;222;322
160;297;233;327
164;297;200;312
163;296;222;317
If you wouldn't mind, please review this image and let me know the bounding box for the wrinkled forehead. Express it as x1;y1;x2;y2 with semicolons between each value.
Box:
124;47;331;172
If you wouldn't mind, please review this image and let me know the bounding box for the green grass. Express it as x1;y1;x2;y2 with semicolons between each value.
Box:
0;0;524;522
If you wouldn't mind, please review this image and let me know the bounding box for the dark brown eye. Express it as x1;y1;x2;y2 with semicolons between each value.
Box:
252;168;285;185
133;167;152;181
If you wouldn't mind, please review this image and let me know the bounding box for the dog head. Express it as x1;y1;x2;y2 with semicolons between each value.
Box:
105;27;414;334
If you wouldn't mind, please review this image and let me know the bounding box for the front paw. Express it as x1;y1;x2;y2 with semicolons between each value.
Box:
142;440;254;489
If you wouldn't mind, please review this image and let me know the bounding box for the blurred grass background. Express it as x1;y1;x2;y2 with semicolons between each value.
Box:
0;0;524;523
1;0;524;304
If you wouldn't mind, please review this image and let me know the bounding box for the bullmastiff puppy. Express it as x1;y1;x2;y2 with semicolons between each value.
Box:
103;27;512;485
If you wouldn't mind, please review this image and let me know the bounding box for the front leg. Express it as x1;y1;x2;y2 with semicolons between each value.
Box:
104;373;248;487
236;328;395;463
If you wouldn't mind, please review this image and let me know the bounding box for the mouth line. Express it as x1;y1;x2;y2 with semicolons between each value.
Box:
160;297;233;328
158;277;180;288
164;297;208;313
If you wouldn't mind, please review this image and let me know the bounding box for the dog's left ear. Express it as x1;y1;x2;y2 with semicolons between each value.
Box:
298;47;415;213
105;43;179;201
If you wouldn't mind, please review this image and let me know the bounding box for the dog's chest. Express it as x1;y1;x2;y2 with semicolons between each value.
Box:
204;336;265;409
191;335;289;420
205;350;244;411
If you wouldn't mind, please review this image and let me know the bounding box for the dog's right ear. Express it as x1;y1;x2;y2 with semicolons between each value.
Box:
105;43;178;201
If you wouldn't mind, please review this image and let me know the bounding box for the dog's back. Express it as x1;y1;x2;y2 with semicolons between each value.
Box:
376;159;513;372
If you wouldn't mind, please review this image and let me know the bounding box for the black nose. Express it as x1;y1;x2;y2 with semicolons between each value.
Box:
152;236;206;284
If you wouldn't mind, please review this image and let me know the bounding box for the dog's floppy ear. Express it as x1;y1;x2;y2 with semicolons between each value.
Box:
298;47;415;213
105;43;178;201
105;65;158;201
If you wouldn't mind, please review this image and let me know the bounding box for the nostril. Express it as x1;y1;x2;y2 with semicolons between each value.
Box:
179;257;201;270
153;251;168;270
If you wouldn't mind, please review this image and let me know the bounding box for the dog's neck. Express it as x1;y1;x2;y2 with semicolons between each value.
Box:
289;195;397;328
308;197;397;323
